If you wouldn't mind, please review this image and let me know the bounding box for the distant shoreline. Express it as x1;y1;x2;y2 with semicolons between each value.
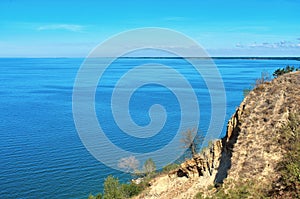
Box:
120;57;300;61
0;57;299;61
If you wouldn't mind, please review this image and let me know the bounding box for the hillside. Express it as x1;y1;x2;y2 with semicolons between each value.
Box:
134;71;300;199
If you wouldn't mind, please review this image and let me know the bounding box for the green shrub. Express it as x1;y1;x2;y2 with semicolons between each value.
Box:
88;193;102;199
273;65;299;78
89;175;146;199
120;183;143;198
103;176;123;199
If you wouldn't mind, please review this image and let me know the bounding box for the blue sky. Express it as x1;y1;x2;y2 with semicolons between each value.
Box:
0;0;300;57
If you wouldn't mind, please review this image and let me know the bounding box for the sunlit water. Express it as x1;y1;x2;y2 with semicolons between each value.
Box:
0;58;298;198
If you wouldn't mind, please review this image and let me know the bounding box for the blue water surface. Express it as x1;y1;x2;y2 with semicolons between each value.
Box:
0;58;298;198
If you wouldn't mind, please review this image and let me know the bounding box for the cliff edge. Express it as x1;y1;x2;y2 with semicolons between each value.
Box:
134;71;300;199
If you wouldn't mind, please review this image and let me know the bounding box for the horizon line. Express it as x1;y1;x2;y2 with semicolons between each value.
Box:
0;56;299;60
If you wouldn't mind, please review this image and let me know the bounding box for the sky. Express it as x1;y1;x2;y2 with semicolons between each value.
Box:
0;0;300;57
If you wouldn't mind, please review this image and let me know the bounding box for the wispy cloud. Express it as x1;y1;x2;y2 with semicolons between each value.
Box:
37;24;84;32
236;40;300;49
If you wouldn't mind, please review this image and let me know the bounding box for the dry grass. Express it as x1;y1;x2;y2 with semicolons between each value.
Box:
131;71;300;199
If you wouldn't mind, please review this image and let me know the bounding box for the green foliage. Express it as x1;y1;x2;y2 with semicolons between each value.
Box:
103;176;123;199
89;114;299;199
243;65;299;97
273;113;300;197
87;159;157;199
88;194;94;199
89;175;145;199
88;193;102;199
273;65;299;78
120;183;143;198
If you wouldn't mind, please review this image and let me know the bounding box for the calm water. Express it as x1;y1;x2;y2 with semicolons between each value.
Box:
0;58;298;198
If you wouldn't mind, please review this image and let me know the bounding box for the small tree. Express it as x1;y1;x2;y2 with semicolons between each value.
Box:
180;129;202;158
103;176;122;199
143;158;156;175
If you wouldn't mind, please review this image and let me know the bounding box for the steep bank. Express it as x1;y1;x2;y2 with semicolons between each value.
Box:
134;71;300;199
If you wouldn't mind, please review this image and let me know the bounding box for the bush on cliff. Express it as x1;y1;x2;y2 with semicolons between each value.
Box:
273;65;299;78
88;175;143;199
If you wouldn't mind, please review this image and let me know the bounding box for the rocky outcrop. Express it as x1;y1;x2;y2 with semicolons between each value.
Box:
175;140;222;179
134;71;300;199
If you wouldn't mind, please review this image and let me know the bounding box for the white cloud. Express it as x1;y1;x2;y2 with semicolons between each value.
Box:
236;40;300;49
235;43;244;48
37;24;84;32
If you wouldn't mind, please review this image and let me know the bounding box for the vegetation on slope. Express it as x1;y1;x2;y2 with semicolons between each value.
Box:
270;113;300;198
88;162;180;199
88;66;300;199
195;112;300;199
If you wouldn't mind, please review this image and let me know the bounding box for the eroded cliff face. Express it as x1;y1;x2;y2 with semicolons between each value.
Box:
134;140;224;199
174;140;222;179
219;71;300;189
134;71;300;199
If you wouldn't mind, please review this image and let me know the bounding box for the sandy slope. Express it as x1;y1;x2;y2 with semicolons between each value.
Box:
134;71;300;199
